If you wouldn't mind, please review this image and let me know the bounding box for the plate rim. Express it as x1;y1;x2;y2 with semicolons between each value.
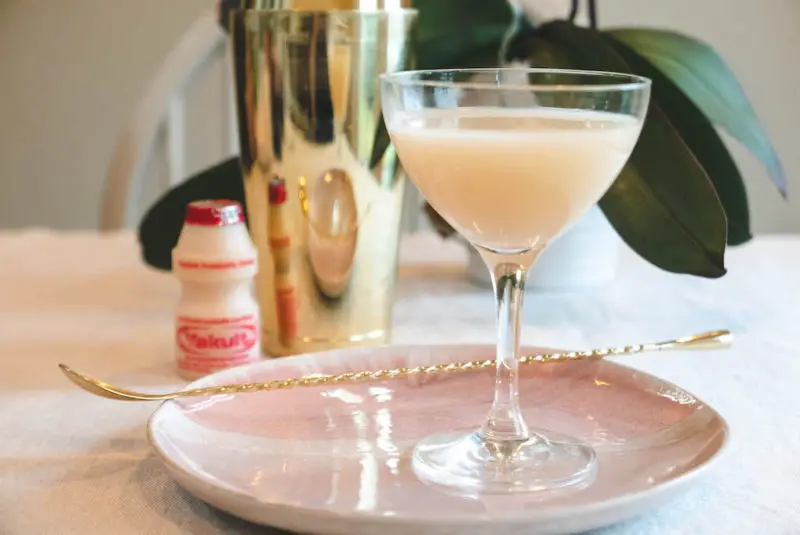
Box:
146;342;730;526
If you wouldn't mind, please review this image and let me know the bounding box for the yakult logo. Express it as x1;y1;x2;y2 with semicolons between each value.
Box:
177;322;258;357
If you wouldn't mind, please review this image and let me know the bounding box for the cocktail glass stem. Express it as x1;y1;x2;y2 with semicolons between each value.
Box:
478;249;538;455
409;243;596;494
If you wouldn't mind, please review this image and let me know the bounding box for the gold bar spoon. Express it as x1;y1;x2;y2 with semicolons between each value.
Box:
58;330;731;402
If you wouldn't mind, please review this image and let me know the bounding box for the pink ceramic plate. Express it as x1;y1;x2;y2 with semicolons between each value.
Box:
147;344;728;535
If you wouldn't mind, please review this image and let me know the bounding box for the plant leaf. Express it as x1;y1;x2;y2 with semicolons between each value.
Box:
607;28;786;198
505;32;572;67
602;33;751;245
413;0;514;70
536;21;727;277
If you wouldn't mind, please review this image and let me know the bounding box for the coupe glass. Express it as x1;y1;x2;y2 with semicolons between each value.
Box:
381;68;651;494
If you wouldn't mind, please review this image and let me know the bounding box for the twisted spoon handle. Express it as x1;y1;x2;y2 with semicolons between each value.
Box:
58;330;731;402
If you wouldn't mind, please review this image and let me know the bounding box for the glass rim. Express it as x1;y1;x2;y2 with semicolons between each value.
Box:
380;68;652;93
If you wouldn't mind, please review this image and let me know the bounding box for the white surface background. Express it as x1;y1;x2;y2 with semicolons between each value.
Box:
0;230;799;534
0;0;797;231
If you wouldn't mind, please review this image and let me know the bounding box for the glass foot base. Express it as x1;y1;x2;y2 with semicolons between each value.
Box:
412;430;597;495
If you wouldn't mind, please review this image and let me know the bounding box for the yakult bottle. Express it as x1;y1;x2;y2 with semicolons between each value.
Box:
172;200;260;380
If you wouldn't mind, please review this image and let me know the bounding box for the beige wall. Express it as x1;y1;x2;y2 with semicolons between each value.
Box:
0;0;224;229
0;0;797;232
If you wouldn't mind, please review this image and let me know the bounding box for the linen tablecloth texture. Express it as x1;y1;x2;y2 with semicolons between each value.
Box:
1;231;798;535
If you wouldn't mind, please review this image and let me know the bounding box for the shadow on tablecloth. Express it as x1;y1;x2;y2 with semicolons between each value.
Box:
129;453;293;534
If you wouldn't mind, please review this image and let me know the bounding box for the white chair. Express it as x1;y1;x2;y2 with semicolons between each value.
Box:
99;5;426;232
99;6;236;231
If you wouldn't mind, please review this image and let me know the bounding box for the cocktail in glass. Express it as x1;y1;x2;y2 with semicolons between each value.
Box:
381;68;651;494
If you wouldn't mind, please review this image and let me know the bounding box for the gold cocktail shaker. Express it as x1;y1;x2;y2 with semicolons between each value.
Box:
228;1;417;356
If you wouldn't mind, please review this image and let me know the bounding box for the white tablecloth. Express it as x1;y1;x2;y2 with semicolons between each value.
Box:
1;230;799;535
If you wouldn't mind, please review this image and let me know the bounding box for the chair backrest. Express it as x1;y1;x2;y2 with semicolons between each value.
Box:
100;6;426;233
99;7;233;231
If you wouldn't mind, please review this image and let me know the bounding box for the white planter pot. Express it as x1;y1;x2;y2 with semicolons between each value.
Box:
465;205;622;291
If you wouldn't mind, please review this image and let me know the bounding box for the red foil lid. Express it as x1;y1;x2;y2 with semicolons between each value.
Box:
269;176;287;205
184;200;244;226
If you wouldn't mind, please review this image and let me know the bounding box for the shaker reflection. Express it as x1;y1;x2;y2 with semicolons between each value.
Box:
267;177;299;348
307;169;358;299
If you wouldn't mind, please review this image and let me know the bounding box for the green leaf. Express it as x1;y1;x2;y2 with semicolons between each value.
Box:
414;0;513;42
607;28;786;198
602;33;752;246
505;33;572;67
412;0;513;70
537;21;727;277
